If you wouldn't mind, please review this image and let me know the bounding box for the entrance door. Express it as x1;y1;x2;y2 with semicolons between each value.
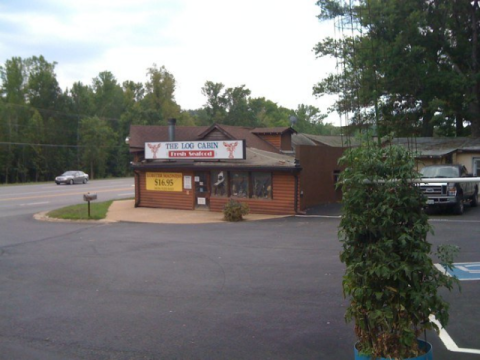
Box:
194;172;210;209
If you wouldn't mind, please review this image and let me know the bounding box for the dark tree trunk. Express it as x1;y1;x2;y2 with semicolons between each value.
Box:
421;110;434;137
469;102;480;137
470;2;480;138
455;112;464;136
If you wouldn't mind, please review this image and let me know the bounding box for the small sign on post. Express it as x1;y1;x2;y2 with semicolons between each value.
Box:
83;193;97;218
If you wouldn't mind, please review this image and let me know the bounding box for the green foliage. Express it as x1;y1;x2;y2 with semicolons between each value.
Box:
80;116;115;179
338;139;459;359
314;0;480;137
223;199;250;222
0;55;335;184
47;200;114;220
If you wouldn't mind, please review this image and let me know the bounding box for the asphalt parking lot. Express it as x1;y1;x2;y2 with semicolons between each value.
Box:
0;206;479;359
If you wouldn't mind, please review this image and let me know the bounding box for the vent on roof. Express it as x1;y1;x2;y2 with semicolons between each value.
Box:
168;118;176;141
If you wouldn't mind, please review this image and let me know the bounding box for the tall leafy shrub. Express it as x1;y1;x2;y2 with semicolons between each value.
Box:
338;141;458;359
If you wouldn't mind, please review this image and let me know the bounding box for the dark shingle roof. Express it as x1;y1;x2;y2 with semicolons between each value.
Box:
251;127;297;135
390;137;480;157
129;124;288;154
132;147;299;172
129;125;208;150
292;133;359;148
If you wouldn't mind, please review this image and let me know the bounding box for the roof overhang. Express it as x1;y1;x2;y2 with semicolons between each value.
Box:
131;161;301;173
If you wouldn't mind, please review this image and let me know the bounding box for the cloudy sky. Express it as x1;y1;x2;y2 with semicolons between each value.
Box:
0;0;341;124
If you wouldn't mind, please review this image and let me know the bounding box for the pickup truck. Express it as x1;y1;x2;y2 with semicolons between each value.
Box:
419;164;479;215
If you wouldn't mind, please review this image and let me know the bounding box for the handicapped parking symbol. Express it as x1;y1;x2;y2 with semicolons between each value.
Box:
445;262;480;281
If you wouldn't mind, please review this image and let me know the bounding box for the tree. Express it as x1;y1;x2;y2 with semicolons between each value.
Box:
201;81;227;123
25;55;61;110
23;110;46;181
143;64;180;124
92;71;125;119
0;57;26;104
223;85;255;126
292;104;336;134
314;0;480;137
249;97;290;127
79;116;115;179
69;82;95;116
200;82;256;126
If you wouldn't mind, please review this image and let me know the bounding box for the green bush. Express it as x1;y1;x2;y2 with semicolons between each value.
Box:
223;199;250;222
338;140;459;359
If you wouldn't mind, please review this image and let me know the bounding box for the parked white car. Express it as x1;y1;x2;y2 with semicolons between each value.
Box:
55;171;89;185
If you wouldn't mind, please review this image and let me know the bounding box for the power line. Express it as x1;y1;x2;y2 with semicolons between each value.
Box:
0;141;126;149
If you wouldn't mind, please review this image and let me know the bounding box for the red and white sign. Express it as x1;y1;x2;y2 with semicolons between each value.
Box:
145;140;246;160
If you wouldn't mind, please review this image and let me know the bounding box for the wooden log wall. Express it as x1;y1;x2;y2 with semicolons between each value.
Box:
209;172;297;215
136;170;195;210
257;134;281;150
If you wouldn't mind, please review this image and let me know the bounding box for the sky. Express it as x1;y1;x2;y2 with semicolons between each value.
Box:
0;0;342;125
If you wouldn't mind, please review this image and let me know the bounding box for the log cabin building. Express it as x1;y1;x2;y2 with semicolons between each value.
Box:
128;119;349;215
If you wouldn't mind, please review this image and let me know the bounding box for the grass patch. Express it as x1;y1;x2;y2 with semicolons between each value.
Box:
47;200;114;220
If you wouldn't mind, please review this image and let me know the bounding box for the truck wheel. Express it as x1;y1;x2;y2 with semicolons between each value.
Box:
471;191;478;207
453;200;464;215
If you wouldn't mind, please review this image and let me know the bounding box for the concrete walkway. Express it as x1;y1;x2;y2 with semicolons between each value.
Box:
104;199;287;224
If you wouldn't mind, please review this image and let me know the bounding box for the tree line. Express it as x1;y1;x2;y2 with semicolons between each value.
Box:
315;0;480;138
0;56;338;184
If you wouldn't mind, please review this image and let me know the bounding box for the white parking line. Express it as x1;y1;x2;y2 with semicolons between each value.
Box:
429;315;480;354
429;218;480;224
117;193;134;196
295;215;480;223
19;202;50;206
295;215;341;219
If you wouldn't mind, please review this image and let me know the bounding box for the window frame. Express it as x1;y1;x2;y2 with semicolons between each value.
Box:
210;170;273;200
211;170;228;197
251;171;272;200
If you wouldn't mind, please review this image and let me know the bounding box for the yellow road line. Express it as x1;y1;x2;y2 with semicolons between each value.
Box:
0;187;134;202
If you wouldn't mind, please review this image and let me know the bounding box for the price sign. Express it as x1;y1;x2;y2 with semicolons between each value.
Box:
146;172;183;192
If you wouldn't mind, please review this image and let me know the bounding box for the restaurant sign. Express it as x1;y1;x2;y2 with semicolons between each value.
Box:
145;140;246;160
146;172;183;191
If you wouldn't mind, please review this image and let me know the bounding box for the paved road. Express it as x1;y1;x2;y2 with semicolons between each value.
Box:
0;184;479;359
0;178;134;218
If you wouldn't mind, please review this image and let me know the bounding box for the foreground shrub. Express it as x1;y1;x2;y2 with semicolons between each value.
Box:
223;199;250;222
338;140;459;359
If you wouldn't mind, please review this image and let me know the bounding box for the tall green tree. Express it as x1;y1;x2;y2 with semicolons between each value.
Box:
92;71;125;119
23;110;46;181
0;57;27;182
201;81;227;123
249;97;289;127
143;64;180;124
292;104;339;135
25;55;61;110
315;0;480;137
80;116;115;179
200;82;257;126
223;85;255;126
0;57;26;104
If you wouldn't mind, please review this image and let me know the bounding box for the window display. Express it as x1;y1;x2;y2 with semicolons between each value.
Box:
212;170;228;196
252;172;272;199
230;171;249;198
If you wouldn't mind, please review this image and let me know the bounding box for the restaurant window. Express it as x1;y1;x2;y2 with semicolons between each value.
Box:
230;171;249;198
252;172;272;199
211;170;228;197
